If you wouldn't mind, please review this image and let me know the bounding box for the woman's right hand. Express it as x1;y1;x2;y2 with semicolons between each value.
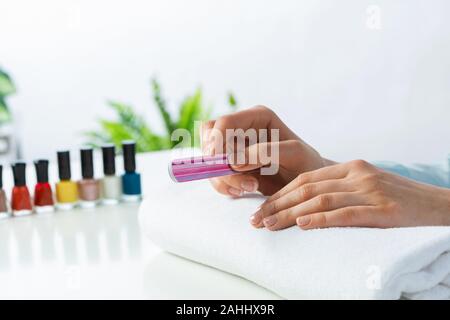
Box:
201;106;331;196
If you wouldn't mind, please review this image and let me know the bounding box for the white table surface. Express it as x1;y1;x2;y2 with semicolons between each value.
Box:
0;150;280;299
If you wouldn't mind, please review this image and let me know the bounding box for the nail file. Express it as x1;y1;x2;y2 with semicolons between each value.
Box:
168;154;236;183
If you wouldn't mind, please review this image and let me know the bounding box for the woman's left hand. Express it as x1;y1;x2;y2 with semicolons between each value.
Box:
251;160;450;230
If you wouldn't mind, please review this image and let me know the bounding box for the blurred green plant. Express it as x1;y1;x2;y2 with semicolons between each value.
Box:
0;68;16;124
85;78;238;152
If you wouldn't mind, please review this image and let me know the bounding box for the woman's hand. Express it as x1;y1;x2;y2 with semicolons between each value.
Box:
201;106;330;196
251;160;450;230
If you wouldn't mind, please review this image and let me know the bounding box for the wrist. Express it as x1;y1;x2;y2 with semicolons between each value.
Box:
443;189;450;225
435;187;450;225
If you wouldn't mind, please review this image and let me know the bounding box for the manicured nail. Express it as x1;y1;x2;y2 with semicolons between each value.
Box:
202;128;211;144
297;216;311;226
250;210;262;225
228;187;243;197
235;151;246;166
206;145;214;156
263;215;277;227
228;152;245;168
241;180;258;192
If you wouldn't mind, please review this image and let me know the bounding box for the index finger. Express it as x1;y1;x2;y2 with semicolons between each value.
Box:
264;162;350;204
209;106;297;155
200;120;215;154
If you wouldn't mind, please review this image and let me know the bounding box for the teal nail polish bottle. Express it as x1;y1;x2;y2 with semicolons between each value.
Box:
122;141;142;202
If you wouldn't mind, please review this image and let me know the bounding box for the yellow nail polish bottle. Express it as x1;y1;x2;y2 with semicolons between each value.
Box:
55;151;78;210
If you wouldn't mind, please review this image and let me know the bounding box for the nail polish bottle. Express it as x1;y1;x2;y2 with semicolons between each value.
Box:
101;144;122;205
121;141;142;202
33;159;54;213
55;151;78;210
0;165;10;219
77;147;100;208
11;162;32;216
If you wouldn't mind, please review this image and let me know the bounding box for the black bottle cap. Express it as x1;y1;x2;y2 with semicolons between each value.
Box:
122;140;136;173
0;165;3;189
34;159;49;183
80;147;94;179
57;151;72;180
12;162;27;186
102;144;116;175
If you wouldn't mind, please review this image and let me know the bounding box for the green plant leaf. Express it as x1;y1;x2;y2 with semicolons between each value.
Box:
105;102;171;152
228;91;237;110
0;98;11;123
100;120;134;145
176;89;205;147
108;101;147;133
178;89;208;129
151;78;175;136
83;77;237;153
0;69;16;97
82;130;110;147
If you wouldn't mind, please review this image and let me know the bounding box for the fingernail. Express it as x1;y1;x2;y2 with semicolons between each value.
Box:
297;216;311;226
228;187;243;197
202;128;211;143
207;131;215;143
263;215;277;227
250;210;262;225
206;145;214;156
200;139;208;151
241;180;258;192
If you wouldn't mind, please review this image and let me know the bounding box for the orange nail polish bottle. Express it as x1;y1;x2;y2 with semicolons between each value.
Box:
11;162;32;216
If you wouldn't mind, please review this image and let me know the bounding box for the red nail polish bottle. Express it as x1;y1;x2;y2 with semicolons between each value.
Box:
34;159;54;213
11;162;32;216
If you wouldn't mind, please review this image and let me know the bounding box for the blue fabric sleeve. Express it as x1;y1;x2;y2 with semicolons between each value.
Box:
374;160;450;188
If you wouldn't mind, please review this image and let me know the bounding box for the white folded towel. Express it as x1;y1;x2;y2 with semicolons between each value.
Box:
139;181;450;299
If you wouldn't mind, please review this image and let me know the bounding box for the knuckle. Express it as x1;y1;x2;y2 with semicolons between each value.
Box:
259;203;270;215
269;201;280;214
216;114;234;128
290;139;301;146
260;200;278;216
340;208;357;225
280;208;294;220
220;114;233;125
252;105;274;115
294;174;303;188
361;173;382;190
315;213;328;227
265;194;277;203
295;172;310;187
299;183;315;200
349;159;372;171
316;194;332;211
201;120;214;129
371;189;388;202
383;201;401;215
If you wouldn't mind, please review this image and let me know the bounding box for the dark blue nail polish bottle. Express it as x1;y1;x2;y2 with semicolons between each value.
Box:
122;141;142;202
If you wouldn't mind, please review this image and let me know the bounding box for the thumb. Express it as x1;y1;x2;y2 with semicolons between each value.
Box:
229;140;299;173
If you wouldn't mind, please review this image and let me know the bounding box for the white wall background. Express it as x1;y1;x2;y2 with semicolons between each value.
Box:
1;0;449;165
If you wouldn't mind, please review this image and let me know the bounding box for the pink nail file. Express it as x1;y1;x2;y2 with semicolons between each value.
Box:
168;154;235;183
